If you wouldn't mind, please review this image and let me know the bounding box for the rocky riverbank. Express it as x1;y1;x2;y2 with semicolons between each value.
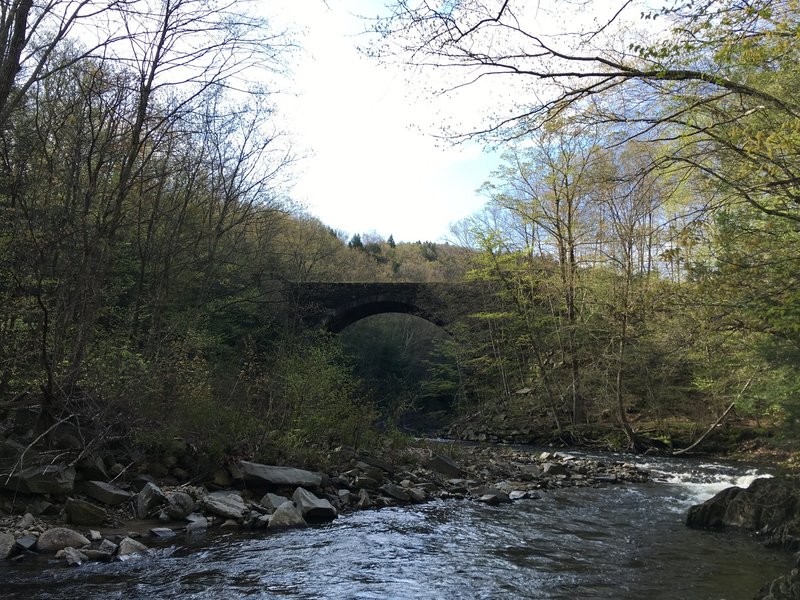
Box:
686;474;800;599
0;443;649;567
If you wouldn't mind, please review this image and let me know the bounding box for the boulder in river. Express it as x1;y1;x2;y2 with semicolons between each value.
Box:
36;527;90;553
293;487;337;521
239;461;322;489
58;546;88;567
186;515;208;534
0;532;15;559
260;493;289;513
165;491;195;519
686;476;800;549
267;501;307;529
478;490;511;506
203;491;248;521
118;537;149;556
356;488;372;510
408;488;426;503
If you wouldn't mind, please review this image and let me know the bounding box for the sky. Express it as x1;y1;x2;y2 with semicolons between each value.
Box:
268;0;501;243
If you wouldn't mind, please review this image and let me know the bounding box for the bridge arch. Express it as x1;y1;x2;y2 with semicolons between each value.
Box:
324;298;446;333
288;282;484;333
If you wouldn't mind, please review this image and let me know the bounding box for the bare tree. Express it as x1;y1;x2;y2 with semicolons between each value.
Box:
371;0;800;221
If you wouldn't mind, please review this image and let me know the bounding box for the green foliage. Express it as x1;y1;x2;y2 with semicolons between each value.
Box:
264;335;378;463
348;233;364;250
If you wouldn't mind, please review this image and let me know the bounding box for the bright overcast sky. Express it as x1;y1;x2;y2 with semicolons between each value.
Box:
268;0;500;243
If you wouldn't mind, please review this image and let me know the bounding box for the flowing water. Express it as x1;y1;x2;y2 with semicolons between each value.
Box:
0;453;792;599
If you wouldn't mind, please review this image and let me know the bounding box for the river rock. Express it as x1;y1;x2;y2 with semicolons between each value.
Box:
687;476;800;548
478;490;511;505
203;491;248;520
136;482;167;519
427;454;463;478
58;546;88;567
542;462;569;477
267;501;306;529
185;514;208;534
356;488;372;510
150;527;176;538
66;498;108;526
293;487;337;521
754;558;800;600
357;454;395;474
15;513;34;529
36;527;90;553
408;488;426;503
239;461;322;489
354;462;386;483
2;464;75;495
0;532;15;559
76;455;109;481
379;483;410;502
353;476;379;490
165;491;195;519
83;548;114;561
82;481;132;506
16;534;38;552
131;474;158;493
260;493;289;513
118;537;149;556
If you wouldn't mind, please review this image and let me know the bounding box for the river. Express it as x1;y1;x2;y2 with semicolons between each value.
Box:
0;453;792;599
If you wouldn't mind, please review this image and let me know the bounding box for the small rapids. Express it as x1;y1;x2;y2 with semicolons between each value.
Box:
0;453;791;599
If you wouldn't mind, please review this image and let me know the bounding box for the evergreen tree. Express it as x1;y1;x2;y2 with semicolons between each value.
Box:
348;233;364;250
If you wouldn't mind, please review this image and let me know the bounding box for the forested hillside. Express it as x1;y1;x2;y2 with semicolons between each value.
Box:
364;0;800;452
1;0;799;467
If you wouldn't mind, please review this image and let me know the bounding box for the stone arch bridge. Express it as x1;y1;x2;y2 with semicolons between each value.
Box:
287;282;491;333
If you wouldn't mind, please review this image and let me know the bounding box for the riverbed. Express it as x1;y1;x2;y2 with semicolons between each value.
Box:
0;453;791;599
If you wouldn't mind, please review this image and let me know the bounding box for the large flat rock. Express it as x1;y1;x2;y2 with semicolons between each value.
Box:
1;464;75;495
65;498;108;526
81;481;132;506
203;491;248;521
239;461;321;489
